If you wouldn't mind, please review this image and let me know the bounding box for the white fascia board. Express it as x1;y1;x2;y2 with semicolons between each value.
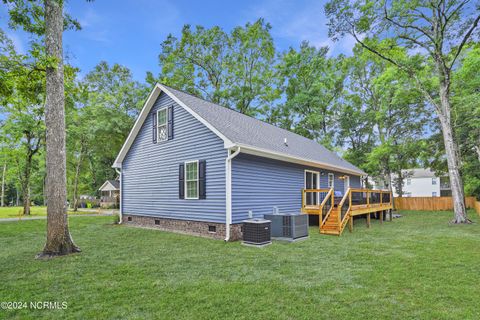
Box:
237;143;366;177
112;83;234;168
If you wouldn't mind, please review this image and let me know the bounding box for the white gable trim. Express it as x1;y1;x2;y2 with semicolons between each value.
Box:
99;181;119;191
112;83;234;168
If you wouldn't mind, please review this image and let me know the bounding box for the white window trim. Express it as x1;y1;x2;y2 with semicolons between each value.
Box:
157;107;168;143
328;173;335;189
344;176;350;193
185;160;199;200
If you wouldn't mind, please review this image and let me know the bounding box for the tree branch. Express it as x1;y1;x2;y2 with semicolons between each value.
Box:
449;14;480;69
383;3;436;44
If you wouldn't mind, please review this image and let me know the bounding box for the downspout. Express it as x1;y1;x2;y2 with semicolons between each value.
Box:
225;146;241;242
115;166;122;224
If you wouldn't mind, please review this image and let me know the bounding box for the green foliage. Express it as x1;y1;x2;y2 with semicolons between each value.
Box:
66;61;147;199
2;0;81;35
451;45;480;197
277;42;345;147
157;19;279;116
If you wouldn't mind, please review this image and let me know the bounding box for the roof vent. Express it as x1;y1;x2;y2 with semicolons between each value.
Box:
284;138;288;146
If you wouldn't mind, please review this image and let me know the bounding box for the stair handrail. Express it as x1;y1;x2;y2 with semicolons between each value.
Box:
319;188;334;227
337;188;352;226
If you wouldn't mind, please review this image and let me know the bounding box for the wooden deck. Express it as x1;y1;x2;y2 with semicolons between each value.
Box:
301;188;393;236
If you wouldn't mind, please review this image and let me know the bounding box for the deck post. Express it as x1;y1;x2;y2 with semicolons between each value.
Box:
348;216;353;232
301;189;305;213
380;210;383;224
366;213;370;228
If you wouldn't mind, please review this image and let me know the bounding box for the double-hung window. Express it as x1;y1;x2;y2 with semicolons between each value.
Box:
157;108;168;142
185;161;199;199
328;173;334;189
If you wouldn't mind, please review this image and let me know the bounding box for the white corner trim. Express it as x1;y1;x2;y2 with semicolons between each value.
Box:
236;143;366;176
115;167;122;224
112;83;234;168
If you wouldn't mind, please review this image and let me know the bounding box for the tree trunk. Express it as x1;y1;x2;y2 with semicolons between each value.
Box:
1;162;5;207
396;170;403;197
22;184;30;215
38;0;80;258
438;82;468;223
21;155;33;215
43;173;46;206
72;143;85;212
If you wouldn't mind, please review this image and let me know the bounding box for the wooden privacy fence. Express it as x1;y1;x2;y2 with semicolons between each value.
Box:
394;196;477;211
475;201;480;215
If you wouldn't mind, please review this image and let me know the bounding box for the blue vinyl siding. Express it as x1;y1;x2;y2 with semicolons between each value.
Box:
122;92;227;223
231;154;361;223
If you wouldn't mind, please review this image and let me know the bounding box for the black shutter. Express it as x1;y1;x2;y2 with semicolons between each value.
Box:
179;163;185;199
152;111;157;144
199;160;206;199
167;106;174;140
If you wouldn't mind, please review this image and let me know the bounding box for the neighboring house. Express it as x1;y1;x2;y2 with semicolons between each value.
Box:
99;180;120;208
79;195;96;200
113;83;366;240
392;168;451;197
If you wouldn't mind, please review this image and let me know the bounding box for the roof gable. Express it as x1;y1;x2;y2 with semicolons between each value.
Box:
113;83;366;176
99;180;120;191
112;84;234;167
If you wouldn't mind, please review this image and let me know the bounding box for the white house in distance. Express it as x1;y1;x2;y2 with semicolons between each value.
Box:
370;168;451;197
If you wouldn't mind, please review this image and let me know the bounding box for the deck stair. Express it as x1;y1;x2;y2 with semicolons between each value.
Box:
302;187;393;236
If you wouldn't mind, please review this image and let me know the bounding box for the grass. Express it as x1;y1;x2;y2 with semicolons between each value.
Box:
0;206;113;219
0;210;479;319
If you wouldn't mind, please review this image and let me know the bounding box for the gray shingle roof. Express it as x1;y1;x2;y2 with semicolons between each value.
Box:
106;180;120;189
164;85;365;175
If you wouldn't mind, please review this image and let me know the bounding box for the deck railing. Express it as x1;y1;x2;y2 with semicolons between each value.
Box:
301;188;334;228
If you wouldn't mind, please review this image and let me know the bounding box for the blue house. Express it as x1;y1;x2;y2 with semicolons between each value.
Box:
113;84;366;240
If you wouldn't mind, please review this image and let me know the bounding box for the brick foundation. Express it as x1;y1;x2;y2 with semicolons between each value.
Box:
122;214;243;241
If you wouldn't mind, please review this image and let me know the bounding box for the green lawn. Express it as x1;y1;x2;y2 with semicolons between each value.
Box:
0;206;112;219
0;211;479;319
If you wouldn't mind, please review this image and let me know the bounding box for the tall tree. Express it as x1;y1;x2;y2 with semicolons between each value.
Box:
0;29;45;214
325;0;480;223
450;44;480;197
4;0;82;255
155;19;278;116
71;61;146;198
277;42;346;147
41;0;79;256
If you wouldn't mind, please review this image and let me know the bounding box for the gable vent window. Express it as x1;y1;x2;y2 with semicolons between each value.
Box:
154;106;173;143
157;108;168;142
